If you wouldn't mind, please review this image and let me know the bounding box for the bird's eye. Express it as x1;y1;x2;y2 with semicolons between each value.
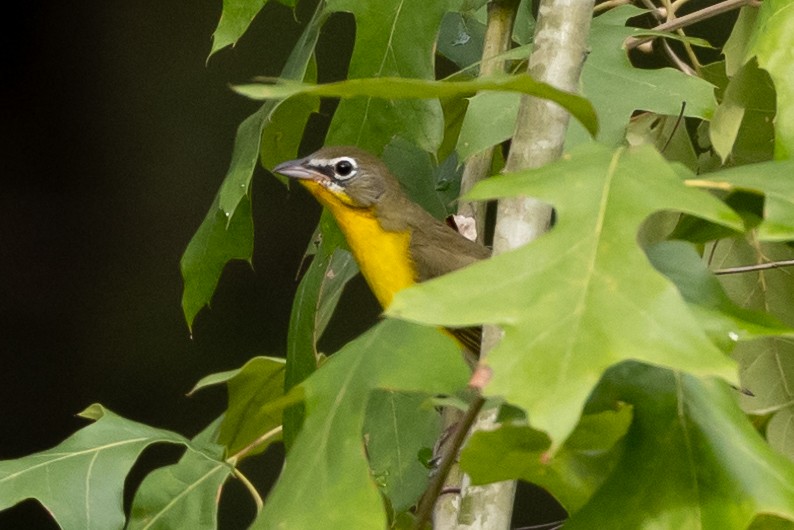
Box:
334;159;355;178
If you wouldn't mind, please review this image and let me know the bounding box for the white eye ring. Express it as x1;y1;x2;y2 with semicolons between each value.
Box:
332;157;357;180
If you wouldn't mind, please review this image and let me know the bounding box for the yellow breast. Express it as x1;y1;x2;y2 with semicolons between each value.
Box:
301;181;416;308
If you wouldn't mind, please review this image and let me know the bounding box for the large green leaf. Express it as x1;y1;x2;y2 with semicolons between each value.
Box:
388;144;742;446
0;405;189;530
128;418;232;530
689;159;794;241
233;73;598;138
746;0;794;159
252;319;470;529
460;405;633;512
565;363;794;529
321;0;453;155
181;4;326;328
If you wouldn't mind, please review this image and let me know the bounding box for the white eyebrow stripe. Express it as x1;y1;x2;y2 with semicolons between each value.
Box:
309;157;357;167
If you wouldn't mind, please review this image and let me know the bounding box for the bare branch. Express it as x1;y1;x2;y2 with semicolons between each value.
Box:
714;259;794;275
626;0;757;50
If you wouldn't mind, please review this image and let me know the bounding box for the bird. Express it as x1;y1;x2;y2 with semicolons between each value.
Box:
274;145;491;353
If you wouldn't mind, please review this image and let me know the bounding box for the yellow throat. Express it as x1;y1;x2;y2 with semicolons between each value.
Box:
300;180;415;309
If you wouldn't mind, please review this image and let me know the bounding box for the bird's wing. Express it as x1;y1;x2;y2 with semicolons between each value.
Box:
409;213;491;281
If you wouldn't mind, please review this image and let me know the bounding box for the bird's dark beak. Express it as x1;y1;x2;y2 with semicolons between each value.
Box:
274;157;316;180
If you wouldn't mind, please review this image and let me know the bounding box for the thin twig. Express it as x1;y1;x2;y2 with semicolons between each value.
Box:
413;396;486;530
714;259;794;275
626;0;757;49
594;0;633;13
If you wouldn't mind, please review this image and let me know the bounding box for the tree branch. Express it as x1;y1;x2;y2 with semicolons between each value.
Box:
626;0;758;50
457;0;520;245
714;259;794;275
414;396;486;530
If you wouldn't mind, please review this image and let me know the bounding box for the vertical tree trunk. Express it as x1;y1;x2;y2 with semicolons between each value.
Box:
460;1;595;528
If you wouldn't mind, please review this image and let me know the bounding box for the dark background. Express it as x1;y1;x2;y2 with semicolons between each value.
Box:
1;1;343;527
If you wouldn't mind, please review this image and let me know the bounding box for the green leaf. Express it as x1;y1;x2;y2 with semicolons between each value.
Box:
181;4;327;328
252;319;470;529
259;94;320;182
180;194;254;331
690;159;794;241
569;5;716;146
364;390;441;512
437;12;486;72
723;6;758;76
646;240;793;349
711;238;794;462
321;0;453;154
283;213;358;448
709;58;776;164
259;52;320;181
209;0;270;58
388;144;742;445
0;404;189;530
233;73;598;139
460;405;632;512
565;364;794;529
128;418;232;530
624;112;698;170
218;356;287;457
746;0;794;159
456;91;521;160
382;137;461;219
218;6;326;219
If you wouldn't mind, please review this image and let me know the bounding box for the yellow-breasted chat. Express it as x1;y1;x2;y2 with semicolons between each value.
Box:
275;146;490;351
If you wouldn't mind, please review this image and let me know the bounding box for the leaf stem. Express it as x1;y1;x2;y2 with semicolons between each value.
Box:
414;396;486;530
714;259;794;275
228;425;283;462
233;468;264;513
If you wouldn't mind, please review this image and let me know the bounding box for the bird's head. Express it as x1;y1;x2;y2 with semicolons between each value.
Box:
274;146;399;209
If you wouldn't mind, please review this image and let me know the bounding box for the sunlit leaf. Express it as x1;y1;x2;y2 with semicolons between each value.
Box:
388;144;742;445
746;0;794;159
